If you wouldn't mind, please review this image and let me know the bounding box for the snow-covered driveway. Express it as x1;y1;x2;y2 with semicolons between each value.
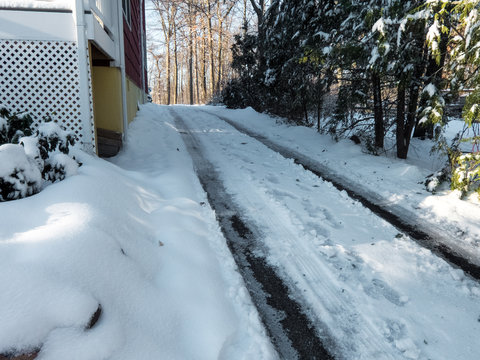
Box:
172;105;480;360
0;104;275;360
1;104;479;360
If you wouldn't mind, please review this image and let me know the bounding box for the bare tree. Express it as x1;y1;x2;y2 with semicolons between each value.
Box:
216;0;236;92
148;45;163;103
152;0;179;105
148;0;242;104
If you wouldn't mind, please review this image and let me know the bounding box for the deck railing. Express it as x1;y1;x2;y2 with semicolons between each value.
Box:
88;0;114;34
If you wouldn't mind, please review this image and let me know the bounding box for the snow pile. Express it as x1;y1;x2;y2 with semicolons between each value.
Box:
0;104;275;359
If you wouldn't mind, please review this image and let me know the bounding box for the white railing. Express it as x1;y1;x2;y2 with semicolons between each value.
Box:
88;0;114;34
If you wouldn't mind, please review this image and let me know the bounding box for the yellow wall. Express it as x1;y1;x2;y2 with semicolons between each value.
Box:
91;66;124;133
125;77;145;124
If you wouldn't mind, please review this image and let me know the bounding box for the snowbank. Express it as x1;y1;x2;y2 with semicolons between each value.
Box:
0;104;274;359
203;105;480;264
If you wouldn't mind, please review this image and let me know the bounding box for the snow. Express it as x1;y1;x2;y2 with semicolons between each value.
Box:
36;121;72;145
19;136;43;170
422;83;436;97
179;104;480;359
0;143;42;199
0;0;72;10
203;105;480;265
2;103;480;359
0;144;32;177
46;152;78;177
372;18;386;35
426;19;440;52
370;46;380;66
0;104;275;359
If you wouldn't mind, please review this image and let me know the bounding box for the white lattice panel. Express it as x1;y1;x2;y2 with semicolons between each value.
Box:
0;39;93;143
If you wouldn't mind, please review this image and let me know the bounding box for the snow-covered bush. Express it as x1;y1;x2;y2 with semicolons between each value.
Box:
0;144;42;201
28;120;78;183
425;166;451;194
19;136;43;170
36;121;75;158
0;109;79;202
43;153;79;183
0;107;34;145
451;153;480;198
0;113;7;144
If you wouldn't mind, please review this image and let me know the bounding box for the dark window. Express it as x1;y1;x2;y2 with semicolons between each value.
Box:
122;0;131;27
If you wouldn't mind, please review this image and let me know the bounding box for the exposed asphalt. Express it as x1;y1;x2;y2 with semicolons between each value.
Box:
172;109;335;360
201;109;480;282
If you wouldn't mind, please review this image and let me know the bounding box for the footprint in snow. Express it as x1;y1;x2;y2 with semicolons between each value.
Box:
302;199;343;229
364;278;409;307
383;319;421;359
265;173;280;184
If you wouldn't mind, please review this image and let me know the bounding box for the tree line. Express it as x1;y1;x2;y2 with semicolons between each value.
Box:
223;0;480;159
148;0;250;105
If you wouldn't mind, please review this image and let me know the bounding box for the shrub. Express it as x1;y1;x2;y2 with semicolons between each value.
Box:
0;108;33;145
25;120;78;184
0;144;42;201
43;153;79;183
36;120;75;159
425;166;451;194
451;153;480;198
0;109;79;201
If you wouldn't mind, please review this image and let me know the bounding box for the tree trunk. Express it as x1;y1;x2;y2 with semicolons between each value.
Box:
215;2;234;93
372;72;384;149
249;0;266;72
173;21;178;104
188;1;194;105
243;0;248;32
154;55;162;103
194;29;200;103
202;35;207;101
396;83;407;159
317;95;323;133
405;81;421;151
206;0;215;97
166;40;171;105
217;19;223;92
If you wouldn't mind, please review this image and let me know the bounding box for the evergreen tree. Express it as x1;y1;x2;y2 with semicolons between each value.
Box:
369;0;442;158
449;0;480;133
331;0;390;150
223;0;476;161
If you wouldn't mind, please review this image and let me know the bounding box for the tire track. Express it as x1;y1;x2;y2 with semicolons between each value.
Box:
172;109;334;360
202;110;480;281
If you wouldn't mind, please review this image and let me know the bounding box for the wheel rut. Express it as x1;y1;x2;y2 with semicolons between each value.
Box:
172;109;335;360
202;110;480;281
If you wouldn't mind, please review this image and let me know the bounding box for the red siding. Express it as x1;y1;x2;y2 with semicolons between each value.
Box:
123;0;146;91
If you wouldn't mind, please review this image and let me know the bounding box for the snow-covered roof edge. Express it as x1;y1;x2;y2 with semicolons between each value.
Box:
0;0;72;11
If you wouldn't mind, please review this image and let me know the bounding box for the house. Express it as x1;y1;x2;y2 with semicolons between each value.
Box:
0;0;148;157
